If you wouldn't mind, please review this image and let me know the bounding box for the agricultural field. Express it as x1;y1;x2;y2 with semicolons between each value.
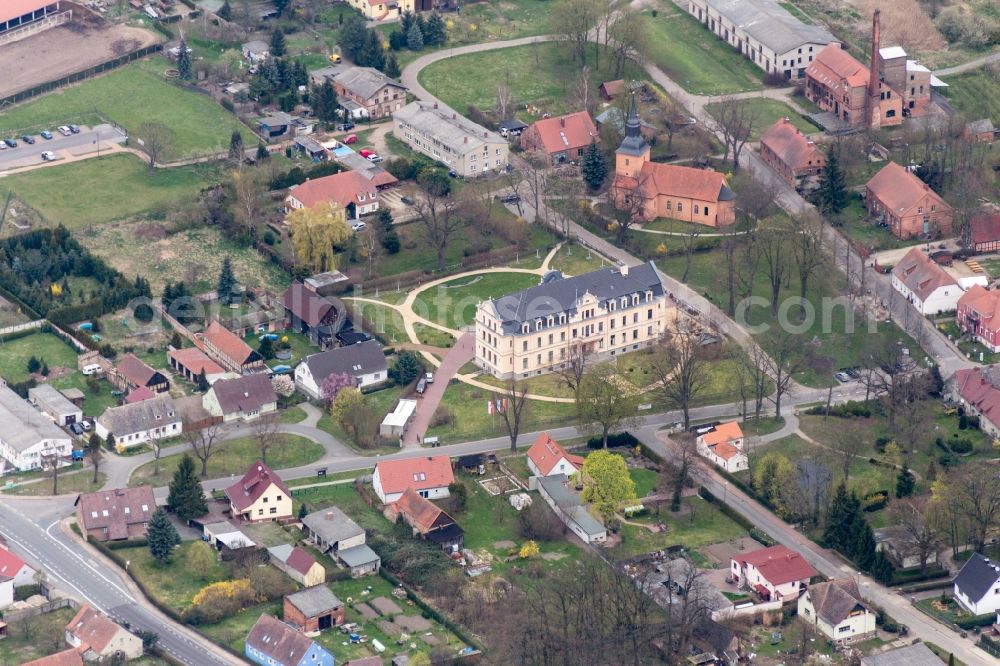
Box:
418;42;643;117
2;154;223;229
0;58;255;160
77;218;290;293
637;6;764;95
707;98;818;140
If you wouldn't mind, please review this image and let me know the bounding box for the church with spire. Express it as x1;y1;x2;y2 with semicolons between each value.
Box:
612;94;736;228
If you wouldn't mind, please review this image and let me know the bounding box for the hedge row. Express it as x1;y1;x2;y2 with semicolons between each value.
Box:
586;432;639;449
889;566;950;586
957;613;997;629
377;568;482;652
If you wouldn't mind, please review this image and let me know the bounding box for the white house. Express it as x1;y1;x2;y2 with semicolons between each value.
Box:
372;456;454;504
203;374;278;423
525;432;585;477
28;384;83;427
536;474;607;544
0;545;37;587
294;340;388;399
696;421;749;473
798;579;876;643
0;577;12;609
730;545;816;602
890;248;961;315
95;394;181;452
224;460;294;523
65;604;144;661
953;552;1000;616
0;385;73;472
379;399;418;439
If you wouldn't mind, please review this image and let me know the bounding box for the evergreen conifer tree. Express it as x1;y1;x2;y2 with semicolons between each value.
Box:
384;53;401;79
269;29;287;58
218;0;232;20
424;12;446;45
259;335;275;360
228;130;244;163
817;146;848;214
177;39;193;80
167;454;208;521
582;139;607;190
407;21;424;51
895;466;915;498
217;256;236;305
147;508;181;563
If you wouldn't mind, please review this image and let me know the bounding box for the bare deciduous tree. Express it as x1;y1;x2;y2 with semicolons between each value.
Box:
41;451;60;495
607;9;646;78
761;328;804;419
496;380;530;453
888;498;940;573
413;179;467;272
758;217;791;316
231;167;265;242
650;321;711;429
791;211;827;320
577;363;641;447
706;97;759;170
252;413;282;464
828;419;867;482
608;169;650;244
495;79;515;120
185;421;222;477
137;121;173;170
942;465;1000;554
556;341;590;397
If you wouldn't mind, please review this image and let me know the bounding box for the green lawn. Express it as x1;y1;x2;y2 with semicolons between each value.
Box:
0;607;83;664
120;541;229;612
314;384;405;454
0;332;78;382
546;243;610;276
412;272;540;330
129;435;325;488
347;300;407;344
0;59;255;160
279;405;308;424
418;42;642;117
656;234;926;388
941;69;1000;125
3;470;106;496
3;154;223;228
916;596;995;627
614;495;748;559
630;467;659;498
413;323;457;347
243;329;316;369
835;196;914;253
427;380;576;442
638;8;764;95
706;98;817;140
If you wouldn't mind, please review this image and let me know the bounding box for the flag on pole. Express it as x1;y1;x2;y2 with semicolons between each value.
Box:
487;400;494;415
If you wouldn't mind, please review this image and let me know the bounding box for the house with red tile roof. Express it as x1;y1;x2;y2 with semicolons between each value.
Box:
372;455;454;503
64;604;143;661
890;248;961;315
0;544;36;586
197;320;266;375
866;162;953;239
521;111;600;166
75;486;156;541
168;347;227;385
203;373;278;423
22;649;84;666
957;285;1000;352
759;118;825;189
387;486;464;552
613;97;734;227
954;366;1000;439
731;545;817;601
970;211;1000;253
696;421;748;473
225;460;293;522
284;170;384;220
111;353;169;394
526;432;584;477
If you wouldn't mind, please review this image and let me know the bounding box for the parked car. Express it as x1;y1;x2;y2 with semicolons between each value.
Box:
499;193;520;204
68;423;84;436
58;126;72;136
328;53;342;63
81;420;92;431
336;122;354;131
69;124;81;134
448;170;458;178
425;372;434;383
845;367;861;380
71;447;85;460
834;371;852;383
41;151;57;161
344;134;358;145
416;378;427;394
21;135;35;145
351;221;367;231
4;139;17;148
40;130;53;140
400;195;414;205
0;142;6;151
368;154;383;163
359;149;374;158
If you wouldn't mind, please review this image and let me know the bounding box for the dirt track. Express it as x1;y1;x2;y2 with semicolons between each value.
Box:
0;3;161;99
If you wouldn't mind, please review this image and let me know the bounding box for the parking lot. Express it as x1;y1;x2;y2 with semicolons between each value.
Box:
0;124;127;171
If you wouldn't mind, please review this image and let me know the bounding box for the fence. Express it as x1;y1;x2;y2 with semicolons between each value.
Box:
0;43;164;106
0;319;44;337
0;10;71;47
2;597;77;623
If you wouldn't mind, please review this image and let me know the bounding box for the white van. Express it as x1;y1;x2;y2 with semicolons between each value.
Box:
81;364;102;376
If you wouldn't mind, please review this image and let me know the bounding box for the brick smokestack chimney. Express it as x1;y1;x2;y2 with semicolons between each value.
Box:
868;9;881;128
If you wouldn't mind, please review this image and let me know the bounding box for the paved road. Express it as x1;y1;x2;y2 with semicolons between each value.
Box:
0;499;237;665
402;332;474;446
0;125;127;171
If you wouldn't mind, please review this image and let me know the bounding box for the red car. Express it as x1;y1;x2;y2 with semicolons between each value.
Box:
344;134;358;145
359;149;373;157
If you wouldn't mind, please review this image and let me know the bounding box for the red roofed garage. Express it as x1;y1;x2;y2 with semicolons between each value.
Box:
1;0;60;34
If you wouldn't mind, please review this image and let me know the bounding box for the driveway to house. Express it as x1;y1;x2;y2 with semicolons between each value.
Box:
401;331;475;447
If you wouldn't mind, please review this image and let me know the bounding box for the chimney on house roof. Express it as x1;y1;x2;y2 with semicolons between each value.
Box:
621;264;629;276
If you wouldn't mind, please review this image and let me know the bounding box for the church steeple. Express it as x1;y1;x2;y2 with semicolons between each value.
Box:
615;91;650;179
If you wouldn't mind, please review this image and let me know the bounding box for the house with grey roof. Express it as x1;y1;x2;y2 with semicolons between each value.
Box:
311;65;406;120
302;507;366;554
337;543;381;577
954;552;1000;615
393;100;509;177
642;558;730;616
95;393;181;451
203;374;278;423
294;340;387;399
534;474;607;544
686;0;838;80
475;262;674;379
28;383;83;427
860;643;944;666
0;385;73;472
798;578;875;643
